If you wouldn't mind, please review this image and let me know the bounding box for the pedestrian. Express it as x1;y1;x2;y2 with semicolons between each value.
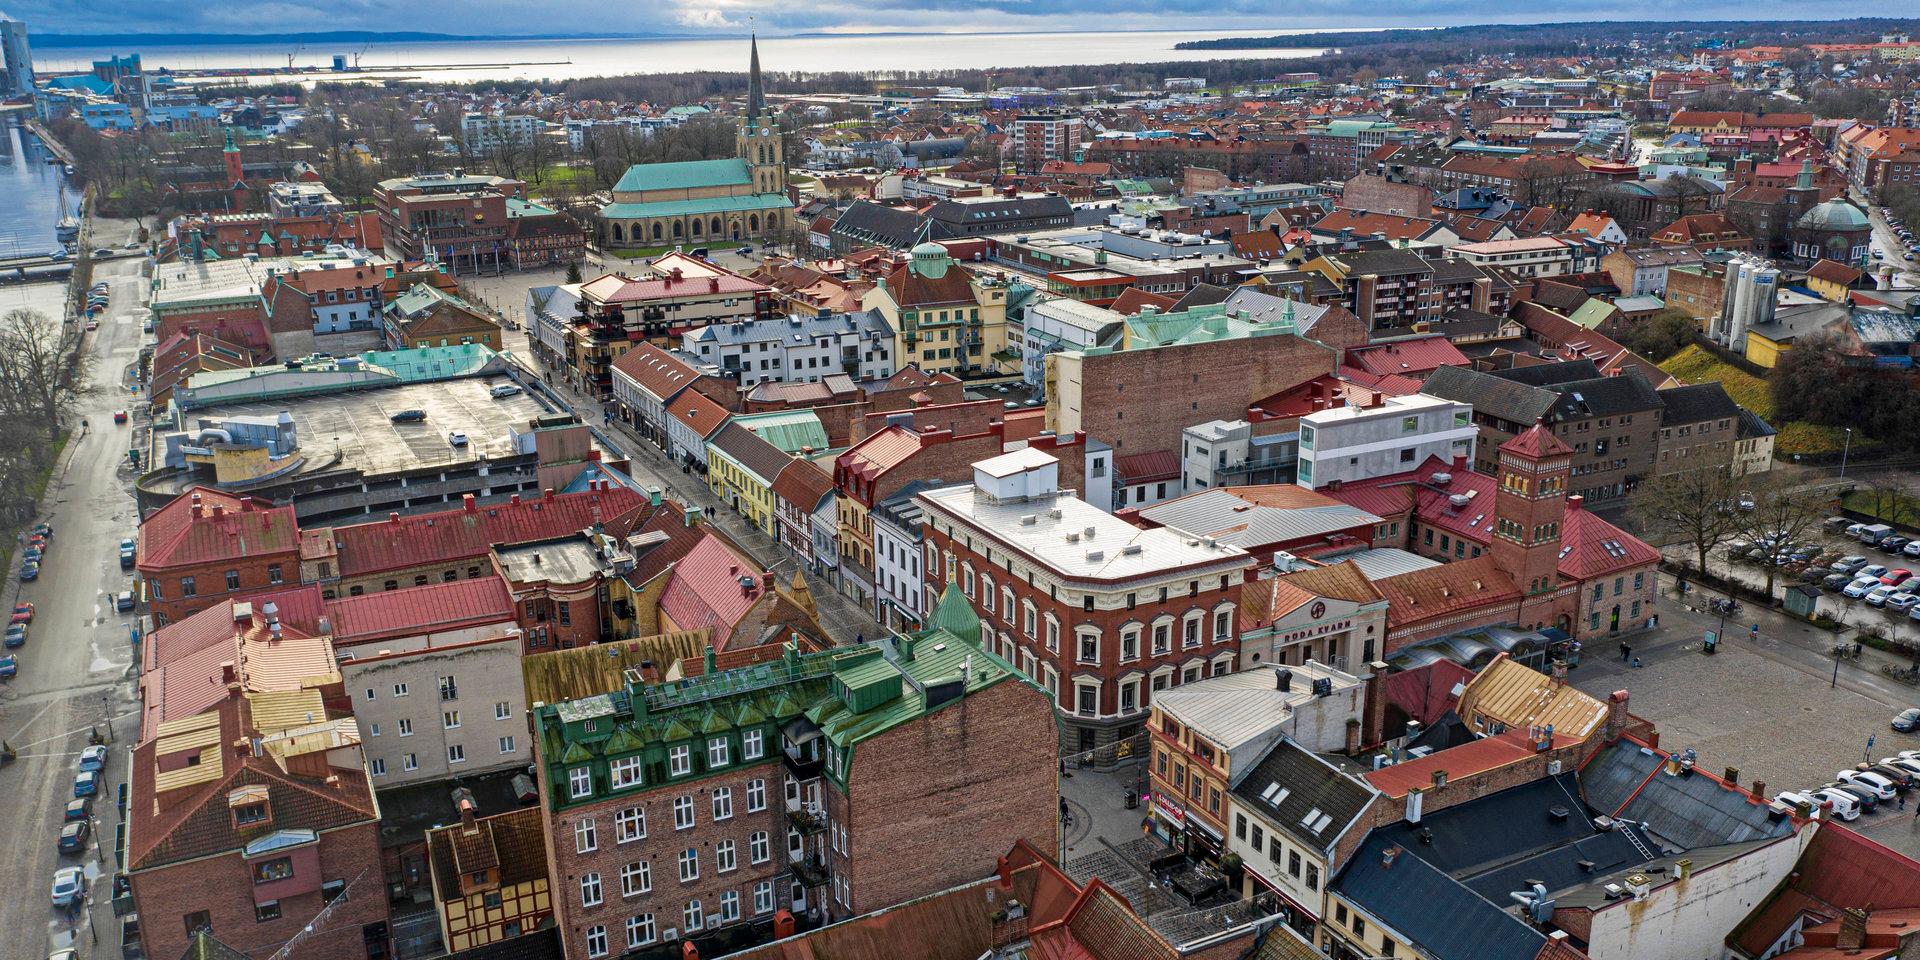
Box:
1632;657;1642;669
1751;624;1760;641
1900;793;1908;811
1620;641;1632;662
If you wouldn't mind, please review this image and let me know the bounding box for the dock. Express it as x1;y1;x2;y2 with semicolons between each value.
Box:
22;118;75;166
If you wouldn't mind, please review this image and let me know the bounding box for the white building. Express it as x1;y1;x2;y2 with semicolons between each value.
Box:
1296;394;1475;490
1448;237;1575;278
267;180;343;219
1180;419;1298;496
871;482;931;632
564;116;675;152
680;309;895;387
1020;297;1124;390
461;112;540;152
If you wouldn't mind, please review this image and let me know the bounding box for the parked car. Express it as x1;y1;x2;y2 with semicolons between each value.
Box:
1861;524;1896;545
1887;569;1915;587
1827;517;1854;533
115;591;133;611
58;819;89;854
1817;781;1880;810
1897;709;1920;733
447;431;468;447
1846;577;1883;599
1791;546;1822;563
1863;564;1892;581
49;867;83;908
79;745;108;772
1882;757;1920;779
1824;573;1854;591
20;561;39;581
63;797;91;822
389;409;427;423
118;538;135;568
1833;555;1870;574
1867;586;1895;607
72;770;98;798
10;603;32;624
0;655;15;677
5;624;24;648
1838;769;1900;800
1889;593;1920;613
1810;788;1863;820
1885;536;1913;554
1847;523;1869;539
1865;764;1916;789
489;384;522;398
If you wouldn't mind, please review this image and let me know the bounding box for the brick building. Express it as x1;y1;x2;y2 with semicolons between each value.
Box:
375;170;528;275
128;694;390;960
1010;114;1085;175
137;488;302;626
916;449;1255;757
529;601;1058;960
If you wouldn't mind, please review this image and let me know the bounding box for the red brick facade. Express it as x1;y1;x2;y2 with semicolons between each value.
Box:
1066;332;1339;455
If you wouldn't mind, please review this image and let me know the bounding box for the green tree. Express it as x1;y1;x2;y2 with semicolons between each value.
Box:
1621;308;1698;362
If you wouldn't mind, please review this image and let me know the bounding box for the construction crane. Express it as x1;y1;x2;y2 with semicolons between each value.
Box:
352;43;370;70
286;43;304;72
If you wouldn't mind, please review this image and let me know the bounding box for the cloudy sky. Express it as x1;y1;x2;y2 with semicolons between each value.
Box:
5;0;1872;36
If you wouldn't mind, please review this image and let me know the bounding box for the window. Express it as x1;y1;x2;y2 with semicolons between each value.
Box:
747;778;767;812
181;576;197;597
754;880;775;915
612;756;643;790
625;914;655;948
750;831;770;864
1183;615;1201;648
712;787;734;821
255;901;281;923
1153;620;1171;655
580;872;603;907
1213;608;1232;642
393;683;410;697
1306;864;1320;890
684;900;704;932
495;701;512;720
576;817;598;853
1354;916;1366;938
447;744;465;764
716;839;738;873
499;735;516;754
439;675;458;701
267;564;283;585
708;737;730;768
1076;682;1099;717
225;570;241;591
743;729;764;760
610;804;645;843
670;745;691;776
397;718;413;737
570;767;592;799
1045;616;1060;653
1288;850;1301;877
1023;600;1036;638
1077;629;1100;665
443;710;460;729
235;802;269;826
1121;627;1140;662
720;889;741;923
674;795;695;829
585;925;608;959
253;856;294;884
679;847;700;882
369;758;386;776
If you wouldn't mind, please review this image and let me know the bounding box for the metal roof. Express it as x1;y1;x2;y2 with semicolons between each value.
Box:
1137;488;1382;551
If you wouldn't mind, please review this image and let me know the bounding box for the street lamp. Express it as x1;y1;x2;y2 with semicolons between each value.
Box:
1839;427;1853;480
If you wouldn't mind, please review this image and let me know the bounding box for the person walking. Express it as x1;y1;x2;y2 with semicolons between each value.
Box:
1620;641;1632;662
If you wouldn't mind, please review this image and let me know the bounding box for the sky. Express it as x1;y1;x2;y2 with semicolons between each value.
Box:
3;0;1877;37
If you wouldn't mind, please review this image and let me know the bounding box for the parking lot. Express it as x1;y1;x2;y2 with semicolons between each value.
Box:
1703;518;1920;649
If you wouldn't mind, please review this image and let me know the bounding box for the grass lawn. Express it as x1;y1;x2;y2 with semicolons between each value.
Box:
1842;486;1920;526
1776;422;1877;458
528;164;600;198
1658;345;1773;418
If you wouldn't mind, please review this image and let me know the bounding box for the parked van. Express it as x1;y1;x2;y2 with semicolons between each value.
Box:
1859;523;1895;545
1810;788;1862;821
489;384;523;399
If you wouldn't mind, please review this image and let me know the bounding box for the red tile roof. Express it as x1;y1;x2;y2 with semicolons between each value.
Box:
330;487;643;578
1344;335;1471;379
326;576;517;647
1556;502;1661;581
1108;287;1177;317
658;534;766;639
880;260;979;308
581;270;766;303
1500;421;1574;459
1364;728;1537;797
137;488;301;571
1374;554;1520;628
771;458;834;511
837;425;925;487
611;341;702;401
1113;450;1180;484
667;389;732;440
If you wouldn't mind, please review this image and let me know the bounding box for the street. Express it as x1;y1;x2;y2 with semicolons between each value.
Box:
0;215;148;960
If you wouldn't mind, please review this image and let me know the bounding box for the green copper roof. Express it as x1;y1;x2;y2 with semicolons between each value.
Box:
612;158;754;195
927;582;980;646
731;410;829;455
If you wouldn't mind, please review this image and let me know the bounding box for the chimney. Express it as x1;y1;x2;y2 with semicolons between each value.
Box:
456;789;479;835
211;503;225;520
1363;659;1390;747
1567;495;1584;512
1381;845;1401;869
191;492;204;518
241;497;255;512
544;487;555;501
1274;667;1293;692
1751;780;1767;802
709;277;720;292
1674;857;1693;881
1724;767;1739;786
463;494;476;512
221;661;236;684
1432;769;1448;789
388;512;401;525
1406;786;1425;823
1606;689;1630;737
639;659;661;684
1838;907;1869;951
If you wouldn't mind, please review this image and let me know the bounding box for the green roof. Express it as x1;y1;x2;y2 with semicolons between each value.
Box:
1567;299;1614;330
612;157;754;195
505;197;559;218
600;192;792;221
926;582;980;646
731;410;830;454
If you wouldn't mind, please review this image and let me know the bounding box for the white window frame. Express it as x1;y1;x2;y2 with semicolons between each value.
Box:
712;787;734;821
742;729;764;760
580;872;603;907
569;767;592;799
1076;626;1102;666
611;756;643;791
616;806;646;843
670;744;691;776
575;817;598;853
708;736;730;768
586;925;608;959
678;847;700;883
747;778;767;813
674;795;695;830
750;831;770;865
716;839;738;873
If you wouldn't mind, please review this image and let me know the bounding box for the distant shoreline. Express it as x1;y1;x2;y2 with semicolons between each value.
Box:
30;27;1324;49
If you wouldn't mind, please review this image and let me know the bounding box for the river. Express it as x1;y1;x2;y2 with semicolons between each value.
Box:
34;29;1327;85
0;122;74;261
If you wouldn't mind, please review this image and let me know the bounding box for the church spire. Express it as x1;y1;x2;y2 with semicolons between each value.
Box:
747;34;766;121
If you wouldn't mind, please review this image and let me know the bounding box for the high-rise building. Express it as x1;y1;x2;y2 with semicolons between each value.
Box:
1010;114;1084;175
0;12;32;98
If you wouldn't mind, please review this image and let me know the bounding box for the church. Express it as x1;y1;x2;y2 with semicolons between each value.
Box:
596;39;791;247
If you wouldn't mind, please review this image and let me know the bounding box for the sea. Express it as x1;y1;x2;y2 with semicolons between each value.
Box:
33;29;1326;85
0;122;75;262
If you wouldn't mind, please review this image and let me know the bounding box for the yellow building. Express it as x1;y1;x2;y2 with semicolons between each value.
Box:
705;421;789;537
1805;258;1863;304
1745;330;1792;369
424;806;553;953
861;243;1010;378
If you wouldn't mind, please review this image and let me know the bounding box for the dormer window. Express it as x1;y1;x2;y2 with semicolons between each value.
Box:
228;785;271;829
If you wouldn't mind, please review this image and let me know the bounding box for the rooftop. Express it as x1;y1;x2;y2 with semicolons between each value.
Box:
917;482;1249;584
1152;661;1363;752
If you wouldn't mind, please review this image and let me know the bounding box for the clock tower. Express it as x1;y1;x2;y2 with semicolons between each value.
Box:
1490;421;1574;598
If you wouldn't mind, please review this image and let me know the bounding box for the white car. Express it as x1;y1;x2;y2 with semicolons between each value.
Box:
1903;540;1920;559
1887;593;1920;613
1868;586;1897;607
1845;577;1882;599
447;431;468;447
1863;564;1892;581
1881;757;1920;780
1837;769;1899;800
1810;788;1863;820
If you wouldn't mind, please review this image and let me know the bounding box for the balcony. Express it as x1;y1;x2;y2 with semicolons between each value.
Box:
788;804;828;834
783;744;824;781
789;855;829;888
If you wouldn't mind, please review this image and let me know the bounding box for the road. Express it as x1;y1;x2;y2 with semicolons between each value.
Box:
1856;189;1919;287
0;214;148;960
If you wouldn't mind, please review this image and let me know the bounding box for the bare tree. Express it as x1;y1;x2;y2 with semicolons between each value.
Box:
1738;474;1825;600
1632;469;1742;583
0;309;93;444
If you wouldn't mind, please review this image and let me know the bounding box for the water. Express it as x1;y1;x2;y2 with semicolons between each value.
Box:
34;29;1327;86
0;123;73;260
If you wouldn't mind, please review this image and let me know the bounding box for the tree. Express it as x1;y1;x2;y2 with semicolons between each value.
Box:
1620;308;1699;362
1632;469;1742;583
1738;474;1825;600
0;309;92;444
565;261;583;284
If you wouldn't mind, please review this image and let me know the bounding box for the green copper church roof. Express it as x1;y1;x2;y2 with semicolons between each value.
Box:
612;157;754;195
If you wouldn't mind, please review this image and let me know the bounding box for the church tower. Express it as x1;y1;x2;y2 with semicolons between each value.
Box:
1490;421;1574;597
737;35;787;196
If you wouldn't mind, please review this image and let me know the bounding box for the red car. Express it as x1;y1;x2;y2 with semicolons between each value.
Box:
113;411;128;424
10;603;33;625
1883;569;1913;587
